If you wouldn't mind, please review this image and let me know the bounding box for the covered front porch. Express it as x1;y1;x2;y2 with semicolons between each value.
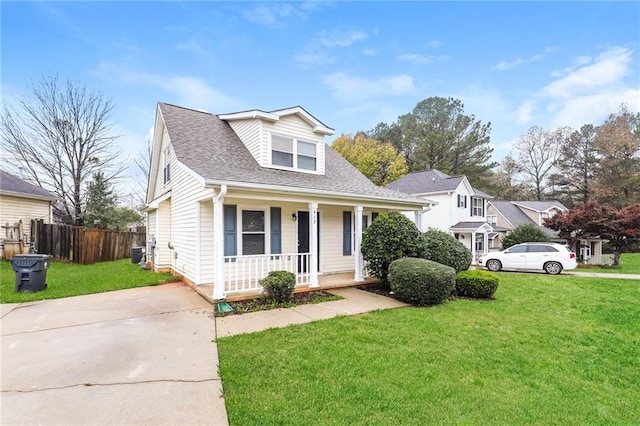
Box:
450;221;494;262
191;271;378;303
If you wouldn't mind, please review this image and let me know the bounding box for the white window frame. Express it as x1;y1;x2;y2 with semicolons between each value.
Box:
269;132;319;173
457;194;467;208
237;207;270;256
487;215;497;225
163;146;171;185
472;197;484;217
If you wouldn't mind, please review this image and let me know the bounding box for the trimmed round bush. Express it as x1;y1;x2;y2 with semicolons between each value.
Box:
260;270;296;303
502;223;550;249
361;212;426;288
455;270;499;299
388;257;456;306
422;228;472;272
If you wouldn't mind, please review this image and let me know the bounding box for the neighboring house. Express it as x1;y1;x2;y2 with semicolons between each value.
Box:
386;169;494;259
487;200;605;262
144;103;435;300
0;170;57;257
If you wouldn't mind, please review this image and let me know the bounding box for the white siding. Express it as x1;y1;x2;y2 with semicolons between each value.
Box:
227;120;263;165
0;194;52;243
199;200;215;284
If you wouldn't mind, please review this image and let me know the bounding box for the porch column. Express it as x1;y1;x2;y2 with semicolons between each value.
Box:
414;209;423;231
213;185;227;300
309;202;319;287
354;205;364;281
471;232;477;263
483;232;488;255
195;201;201;284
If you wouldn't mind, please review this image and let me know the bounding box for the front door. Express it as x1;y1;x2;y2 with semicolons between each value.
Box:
297;211;320;272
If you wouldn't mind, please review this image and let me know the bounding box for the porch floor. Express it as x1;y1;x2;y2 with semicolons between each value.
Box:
190;272;378;304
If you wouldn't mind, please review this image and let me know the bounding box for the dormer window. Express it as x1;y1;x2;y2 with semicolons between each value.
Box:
270;133;318;172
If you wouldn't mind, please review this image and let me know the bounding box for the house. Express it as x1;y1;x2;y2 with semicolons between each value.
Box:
487;200;605;262
385;169;494;259
144;103;435;301
0;170;57;258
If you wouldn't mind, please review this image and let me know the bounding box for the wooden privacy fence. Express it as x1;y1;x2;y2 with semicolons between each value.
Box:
73;228;146;265
31;220;73;261
31;219;146;264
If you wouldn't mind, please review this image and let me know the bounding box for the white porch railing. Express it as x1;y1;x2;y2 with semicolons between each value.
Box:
223;253;311;294
583;254;614;266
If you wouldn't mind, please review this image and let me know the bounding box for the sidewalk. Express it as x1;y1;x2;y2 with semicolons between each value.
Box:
565;271;640;280
215;287;407;338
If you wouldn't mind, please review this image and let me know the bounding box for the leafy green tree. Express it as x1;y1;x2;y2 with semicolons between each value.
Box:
361;212;426;288
367;97;495;188
84;171;118;229
555;124;599;204
501;224;551;250
593;104;640;207
332;134;407;185
111;207;143;231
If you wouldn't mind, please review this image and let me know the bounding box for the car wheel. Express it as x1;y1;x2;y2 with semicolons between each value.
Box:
486;259;502;272
544;261;562;275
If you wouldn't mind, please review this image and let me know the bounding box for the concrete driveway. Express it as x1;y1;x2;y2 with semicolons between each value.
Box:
1;282;228;425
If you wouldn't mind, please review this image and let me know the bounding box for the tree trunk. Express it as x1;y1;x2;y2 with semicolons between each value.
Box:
613;250;621;266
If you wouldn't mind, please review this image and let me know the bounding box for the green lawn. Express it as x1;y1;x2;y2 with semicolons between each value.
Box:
577;252;640;274
0;258;175;303
217;273;640;425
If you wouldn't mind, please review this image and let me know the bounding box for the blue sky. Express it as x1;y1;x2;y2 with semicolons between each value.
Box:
2;1;639;193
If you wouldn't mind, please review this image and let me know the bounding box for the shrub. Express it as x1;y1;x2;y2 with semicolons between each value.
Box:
259;271;296;303
455;270;499;299
388;257;456;306
422;229;472;272
502;223;550;250
361;212;426;288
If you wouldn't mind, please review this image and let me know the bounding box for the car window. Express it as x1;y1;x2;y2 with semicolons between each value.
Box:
527;245;558;253
507;246;527;253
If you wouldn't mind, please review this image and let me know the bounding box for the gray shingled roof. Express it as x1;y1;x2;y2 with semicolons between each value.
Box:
450;221;493;231
385;169;490;198
0;170;57;200
490;200;560;238
513;200;568;211
159;103;430;205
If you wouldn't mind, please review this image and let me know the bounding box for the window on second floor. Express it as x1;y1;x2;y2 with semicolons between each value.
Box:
487;215;497;225
163;147;171;185
457;194;467;208
472;197;484;217
271;134;318;172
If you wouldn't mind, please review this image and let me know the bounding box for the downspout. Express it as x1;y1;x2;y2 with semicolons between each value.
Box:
213;184;228;300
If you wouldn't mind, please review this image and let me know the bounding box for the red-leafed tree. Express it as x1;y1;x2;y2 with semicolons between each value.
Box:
545;201;640;265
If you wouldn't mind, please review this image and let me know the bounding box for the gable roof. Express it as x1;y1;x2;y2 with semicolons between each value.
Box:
219;106;334;136
0;170;57;201
156;103;433;206
489;200;559;238
386;169;491;198
512;201;567;212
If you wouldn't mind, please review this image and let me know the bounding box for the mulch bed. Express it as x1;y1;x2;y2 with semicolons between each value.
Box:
218;290;341;316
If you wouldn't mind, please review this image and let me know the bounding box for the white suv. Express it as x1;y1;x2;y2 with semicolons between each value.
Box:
478;242;577;275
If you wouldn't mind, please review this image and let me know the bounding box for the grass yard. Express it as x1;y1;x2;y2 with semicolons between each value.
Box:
0;258;175;303
577;252;640;274
217;273;640;425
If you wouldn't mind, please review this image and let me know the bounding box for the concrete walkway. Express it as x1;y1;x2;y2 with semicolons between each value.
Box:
215;287;408;338
565;271;640;280
1;283;228;426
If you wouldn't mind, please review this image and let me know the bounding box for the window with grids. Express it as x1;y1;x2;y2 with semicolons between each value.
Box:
472;197;484;216
270;134;317;172
242;210;265;255
457;194;467;208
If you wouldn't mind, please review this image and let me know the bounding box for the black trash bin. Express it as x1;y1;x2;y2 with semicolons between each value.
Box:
131;247;144;264
11;254;51;293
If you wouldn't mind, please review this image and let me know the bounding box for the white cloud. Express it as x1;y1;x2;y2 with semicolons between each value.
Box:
397;53;432;63
548;88;640;129
176;39;204;54
496;45;558;70
295;28;369;67
362;48;378;56
92;62;244;112
513;101;535;124
542;46;632;98
322;72;416;103
427;40;442;49
242;4;306;28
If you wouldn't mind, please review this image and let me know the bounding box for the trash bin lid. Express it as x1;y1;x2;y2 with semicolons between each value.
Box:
11;254;51;268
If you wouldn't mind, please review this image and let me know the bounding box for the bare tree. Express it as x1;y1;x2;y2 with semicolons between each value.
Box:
131;137;153;207
1;75;123;224
510;126;569;200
